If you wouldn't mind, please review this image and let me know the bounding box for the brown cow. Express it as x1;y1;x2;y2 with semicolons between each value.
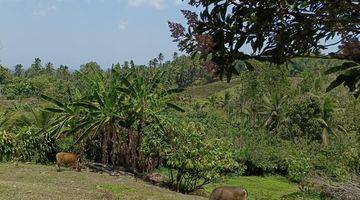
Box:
56;152;81;172
209;186;247;200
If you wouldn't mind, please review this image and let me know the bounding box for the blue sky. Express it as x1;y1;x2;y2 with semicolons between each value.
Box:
0;0;340;70
0;0;191;69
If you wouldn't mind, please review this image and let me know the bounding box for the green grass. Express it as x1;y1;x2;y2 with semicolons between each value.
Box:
0;164;323;199
205;175;321;200
182;79;242;99
0;163;205;200
155;168;321;200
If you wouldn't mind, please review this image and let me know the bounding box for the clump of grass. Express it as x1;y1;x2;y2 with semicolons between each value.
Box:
100;184;136;194
183;79;241;99
205;175;312;200
0;163;205;200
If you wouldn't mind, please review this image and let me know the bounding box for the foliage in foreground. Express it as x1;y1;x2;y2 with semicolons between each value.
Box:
164;121;239;193
170;0;359;97
0;56;359;197
42;68;183;172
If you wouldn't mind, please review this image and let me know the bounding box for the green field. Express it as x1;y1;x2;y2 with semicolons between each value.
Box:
0;163;205;200
182;78;242;99
0;163;323;200
205;176;321;200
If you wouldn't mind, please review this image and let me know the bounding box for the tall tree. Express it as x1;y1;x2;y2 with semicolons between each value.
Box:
148;60;154;68
26;58;43;77
153;58;159;68
158;53;164;67
130;60;135;68
123;61;130;69
80;61;102;75
173;52;178;60
57;65;70;80
13;64;24;77
169;0;359;91
45;62;55;76
0;65;11;84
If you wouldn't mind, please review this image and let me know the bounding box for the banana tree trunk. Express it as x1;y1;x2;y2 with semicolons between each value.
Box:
322;128;329;147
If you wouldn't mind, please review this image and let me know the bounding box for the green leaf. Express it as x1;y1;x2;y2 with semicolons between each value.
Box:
67;120;93;136
41;94;66;108
166;103;185;112
244;60;255;71
93;92;105;108
314;118;328;127
73;120;103;145
72;102;99;110
44;108;66;113
117;87;132;95
324;62;359;75
50;118;69;138
262;95;271;106
326;74;346;92
151;71;166;91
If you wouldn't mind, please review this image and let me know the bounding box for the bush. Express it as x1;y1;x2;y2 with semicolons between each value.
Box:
164;121;240;193
236;129;284;175
282;95;323;140
0;131;15;161
313;132;360;179
236;126;360;181
284;154;312;182
0;127;59;163
2;76;68;99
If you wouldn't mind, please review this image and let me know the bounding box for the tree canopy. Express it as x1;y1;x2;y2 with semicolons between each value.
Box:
169;0;359;94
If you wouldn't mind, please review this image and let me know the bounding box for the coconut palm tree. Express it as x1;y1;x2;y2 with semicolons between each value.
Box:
259;92;288;134
312;95;336;147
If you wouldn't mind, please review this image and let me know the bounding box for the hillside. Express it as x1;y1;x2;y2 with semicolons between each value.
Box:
0;163;312;200
182;79;242;99
0;163;205;200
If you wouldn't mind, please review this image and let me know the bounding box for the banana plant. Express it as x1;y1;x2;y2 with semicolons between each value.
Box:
42;68;183;171
0;111;9;130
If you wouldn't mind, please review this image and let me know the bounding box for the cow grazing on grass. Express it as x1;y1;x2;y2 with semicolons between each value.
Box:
209;186;247;200
56;152;81;172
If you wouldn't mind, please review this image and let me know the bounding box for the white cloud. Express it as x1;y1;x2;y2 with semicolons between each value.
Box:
33;5;57;16
174;0;183;5
128;0;166;9
118;20;128;31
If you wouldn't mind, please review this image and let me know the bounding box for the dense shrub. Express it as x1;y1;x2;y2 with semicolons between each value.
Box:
2;76;68;99
0;131;15;161
313;132;360;179
236;129;283;175
236;127;360;182
282;95;323;140
164;121;240;193
0;127;59;163
2;78;37;99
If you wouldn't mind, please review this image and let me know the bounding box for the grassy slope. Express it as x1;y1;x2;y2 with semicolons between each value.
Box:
0;163;316;200
182;79;242;99
0;163;205;200
205;176;320;200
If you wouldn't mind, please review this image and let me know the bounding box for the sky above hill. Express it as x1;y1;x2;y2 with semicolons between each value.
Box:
0;0;191;69
0;0;340;70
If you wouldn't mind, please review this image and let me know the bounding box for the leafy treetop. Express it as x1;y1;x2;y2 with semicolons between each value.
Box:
169;0;359;82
